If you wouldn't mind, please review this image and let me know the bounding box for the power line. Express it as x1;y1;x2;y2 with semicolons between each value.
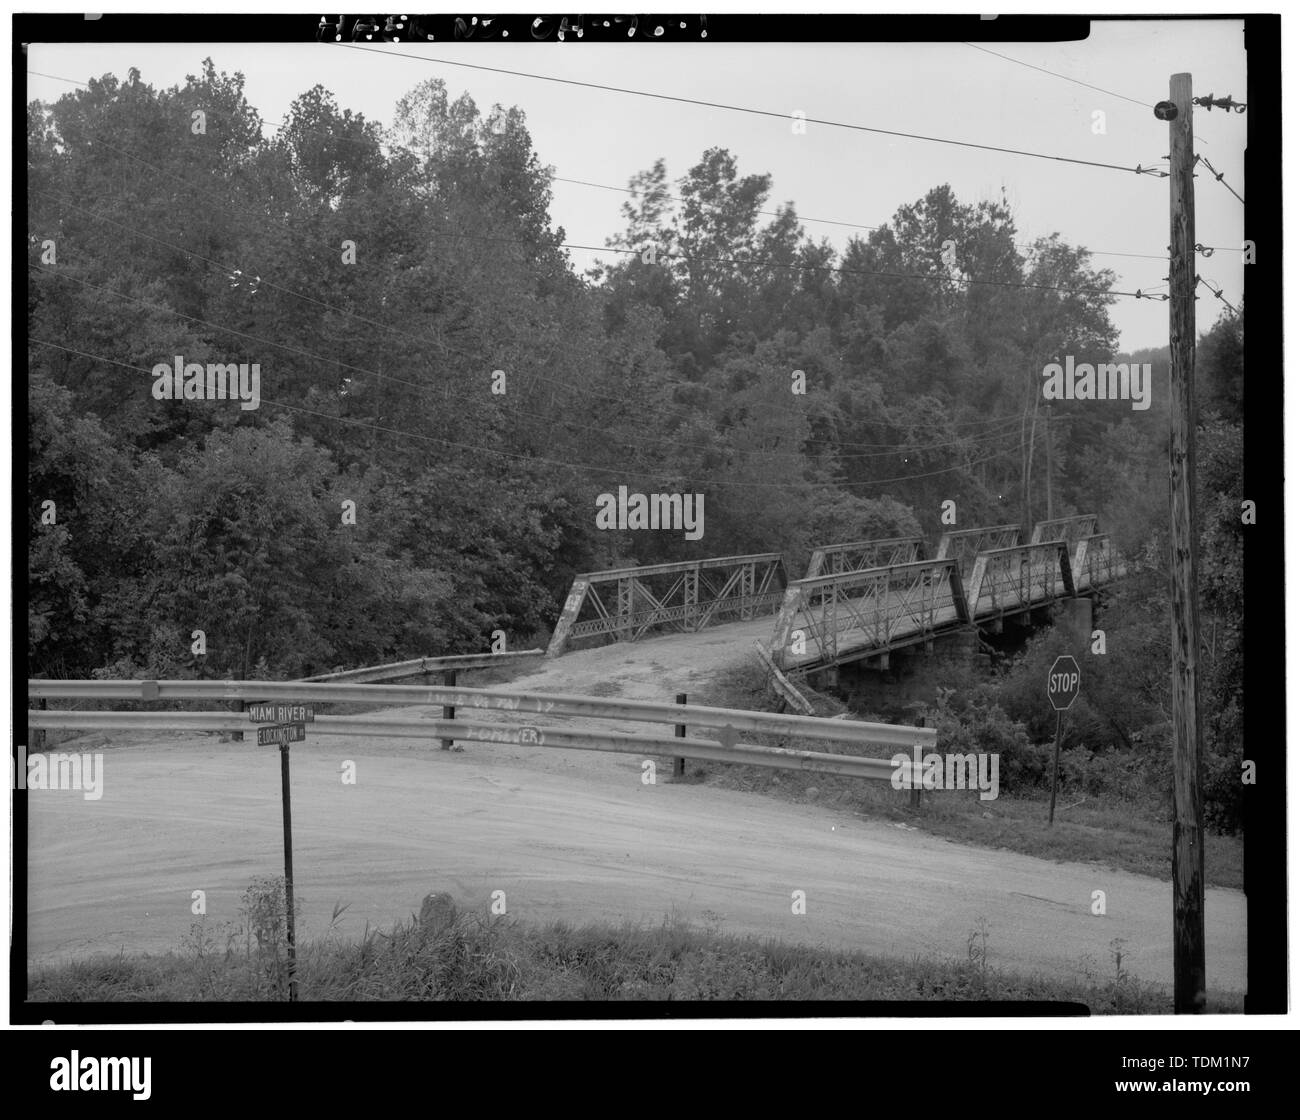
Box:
335;43;1170;180
27;69;88;87
257;106;1185;264
1195;154;1244;204
1197;276;1240;318
31;149;1161;451
85;123;1165;301
546;172;1178;263
28;249;1035;465
550;173;881;233
581;238;1166;300
28;337;1022;490
28;74;1166;455
30;169;1035;451
260;111;1183;266
29;68;1195;278
26;188;1013;452
961;42;1151;108
29;262;433;394
31;64;1166;258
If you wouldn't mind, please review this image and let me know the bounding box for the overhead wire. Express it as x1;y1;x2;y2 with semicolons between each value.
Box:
28;68;1208;286
28;337;1024;491
30;128;1159;444
961;42;1152;108
29;254;1038;463
28;189;1038;454
335;42;1171;179
24;62;1179;475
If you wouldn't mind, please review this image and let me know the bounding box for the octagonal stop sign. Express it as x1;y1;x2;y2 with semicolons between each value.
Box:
1048;655;1081;711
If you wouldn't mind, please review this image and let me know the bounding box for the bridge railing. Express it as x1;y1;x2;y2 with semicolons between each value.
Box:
934;524;1021;572
28;678;935;778
964;542;1075;619
1030;514;1099;547
769;559;969;671
804;536;926;579
1071;534;1121;590
547;553;787;657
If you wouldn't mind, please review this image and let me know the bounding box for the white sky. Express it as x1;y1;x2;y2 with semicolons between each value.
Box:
28;19;1247;351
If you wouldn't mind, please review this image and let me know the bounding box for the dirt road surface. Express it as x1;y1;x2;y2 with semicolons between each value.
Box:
27;719;1246;994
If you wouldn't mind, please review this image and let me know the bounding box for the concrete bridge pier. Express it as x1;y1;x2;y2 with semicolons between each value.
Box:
812;665;839;691
1058;597;1095;645
928;628;984;671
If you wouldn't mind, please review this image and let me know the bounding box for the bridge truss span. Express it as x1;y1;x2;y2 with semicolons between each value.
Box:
547;553;787;657
964;541;1075;621
1030;514;1099;547
770;558;970;672
934;523;1022;572
1071;533;1123;590
804;536;926;579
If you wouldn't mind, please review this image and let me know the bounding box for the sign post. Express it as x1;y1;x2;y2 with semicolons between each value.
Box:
1046;655;1081;824
247;702;315;1001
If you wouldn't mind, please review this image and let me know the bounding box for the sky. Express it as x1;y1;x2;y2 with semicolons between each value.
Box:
27;18;1248;352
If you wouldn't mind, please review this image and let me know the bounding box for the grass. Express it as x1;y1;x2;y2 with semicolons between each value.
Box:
687;664;1244;891
26;901;1243;1010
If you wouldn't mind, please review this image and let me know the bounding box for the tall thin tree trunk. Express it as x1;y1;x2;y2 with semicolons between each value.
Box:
1022;386;1039;537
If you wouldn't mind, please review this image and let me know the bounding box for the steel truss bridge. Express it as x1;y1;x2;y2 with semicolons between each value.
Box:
549;515;1126;673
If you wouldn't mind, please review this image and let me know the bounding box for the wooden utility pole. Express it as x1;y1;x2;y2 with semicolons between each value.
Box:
1165;72;1206;1013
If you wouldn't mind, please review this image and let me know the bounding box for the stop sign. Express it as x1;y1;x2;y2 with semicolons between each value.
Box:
1048;655;1081;711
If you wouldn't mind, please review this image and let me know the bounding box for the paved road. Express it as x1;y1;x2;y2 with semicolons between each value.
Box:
26;731;1246;995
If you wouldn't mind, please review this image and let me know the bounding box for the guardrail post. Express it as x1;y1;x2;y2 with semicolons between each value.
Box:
232;698;245;742
909;712;929;809
35;697;46;750
674;693;687;777
440;669;457;750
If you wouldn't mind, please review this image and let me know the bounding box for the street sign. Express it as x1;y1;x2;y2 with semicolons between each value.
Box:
247;703;315;724
1047;655;1081;711
257;722;307;747
248;709;310;1002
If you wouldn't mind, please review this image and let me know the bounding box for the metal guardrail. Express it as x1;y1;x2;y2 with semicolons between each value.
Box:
547;553;787;657
299;651;543;684
768;559;969;671
804;536;925;579
27;708;915;781
27;679;935;751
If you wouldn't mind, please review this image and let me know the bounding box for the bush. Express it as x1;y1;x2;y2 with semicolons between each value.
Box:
1202;750;1243;833
931;688;1044;792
